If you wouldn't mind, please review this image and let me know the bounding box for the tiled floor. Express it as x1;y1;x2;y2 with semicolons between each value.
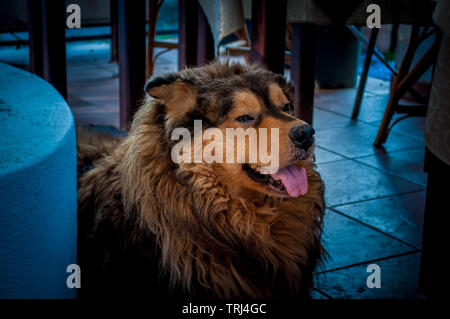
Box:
313;69;426;298
0;38;427;299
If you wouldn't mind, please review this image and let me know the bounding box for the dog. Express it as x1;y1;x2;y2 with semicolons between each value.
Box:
77;62;325;299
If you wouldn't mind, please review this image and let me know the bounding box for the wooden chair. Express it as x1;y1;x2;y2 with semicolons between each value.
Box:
374;26;442;146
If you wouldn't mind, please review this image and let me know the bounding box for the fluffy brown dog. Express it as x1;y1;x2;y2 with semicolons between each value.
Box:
77;62;325;299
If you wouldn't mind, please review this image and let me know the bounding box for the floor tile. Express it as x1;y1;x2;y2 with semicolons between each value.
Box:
86;59;119;73
313;108;351;131
0;45;29;67
315;87;371;103
67;64;114;81
316;92;389;125
152;48;179;75
363;76;391;95
314;146;346;164
314;88;375;116
68;95;93;108
355;148;427;186
74;111;119;128
68;77;118;92
315;121;423;158
333;191;426;248
68;82;118;111
311;288;329;299
66;41;111;62
318;210;415;272
354;94;390;123
71;105;111;115
317;159;425;206
315;252;421;299
371;116;426;140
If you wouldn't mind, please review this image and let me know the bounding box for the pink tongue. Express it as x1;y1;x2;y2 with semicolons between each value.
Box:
271;165;308;197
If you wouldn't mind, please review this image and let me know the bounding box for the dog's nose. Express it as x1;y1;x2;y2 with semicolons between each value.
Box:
289;125;315;150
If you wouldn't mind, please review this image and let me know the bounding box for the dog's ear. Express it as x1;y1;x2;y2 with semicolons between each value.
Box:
271;74;294;104
145;73;197;116
144;72;180;97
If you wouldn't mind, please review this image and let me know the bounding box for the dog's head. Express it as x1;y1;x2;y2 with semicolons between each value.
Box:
144;62;315;199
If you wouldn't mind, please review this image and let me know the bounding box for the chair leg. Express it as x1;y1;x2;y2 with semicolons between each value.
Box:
118;0;146;129
373;26;420;147
374;51;434;146
146;0;163;78
374;30;441;146
351;27;379;120
396;26;420;82
394;41;440;99
27;0;67;99
373;89;398;147
110;0;119;63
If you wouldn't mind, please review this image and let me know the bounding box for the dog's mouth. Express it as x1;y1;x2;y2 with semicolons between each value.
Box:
243;162;308;198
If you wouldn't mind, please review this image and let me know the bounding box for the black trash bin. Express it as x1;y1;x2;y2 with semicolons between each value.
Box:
315;25;362;89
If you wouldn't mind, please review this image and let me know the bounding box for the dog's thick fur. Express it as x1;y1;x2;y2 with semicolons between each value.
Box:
77;62;325;299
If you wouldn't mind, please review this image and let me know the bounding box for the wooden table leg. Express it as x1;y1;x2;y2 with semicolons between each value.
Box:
250;0;287;74
178;0;214;70
118;0;146;129
110;0;119;63
27;0;43;77
146;0;163;78
196;3;215;67
27;0;67;99
178;0;198;69
291;23;316;125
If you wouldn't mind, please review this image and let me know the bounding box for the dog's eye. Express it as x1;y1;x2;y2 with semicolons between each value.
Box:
282;103;293;113
236;115;255;123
